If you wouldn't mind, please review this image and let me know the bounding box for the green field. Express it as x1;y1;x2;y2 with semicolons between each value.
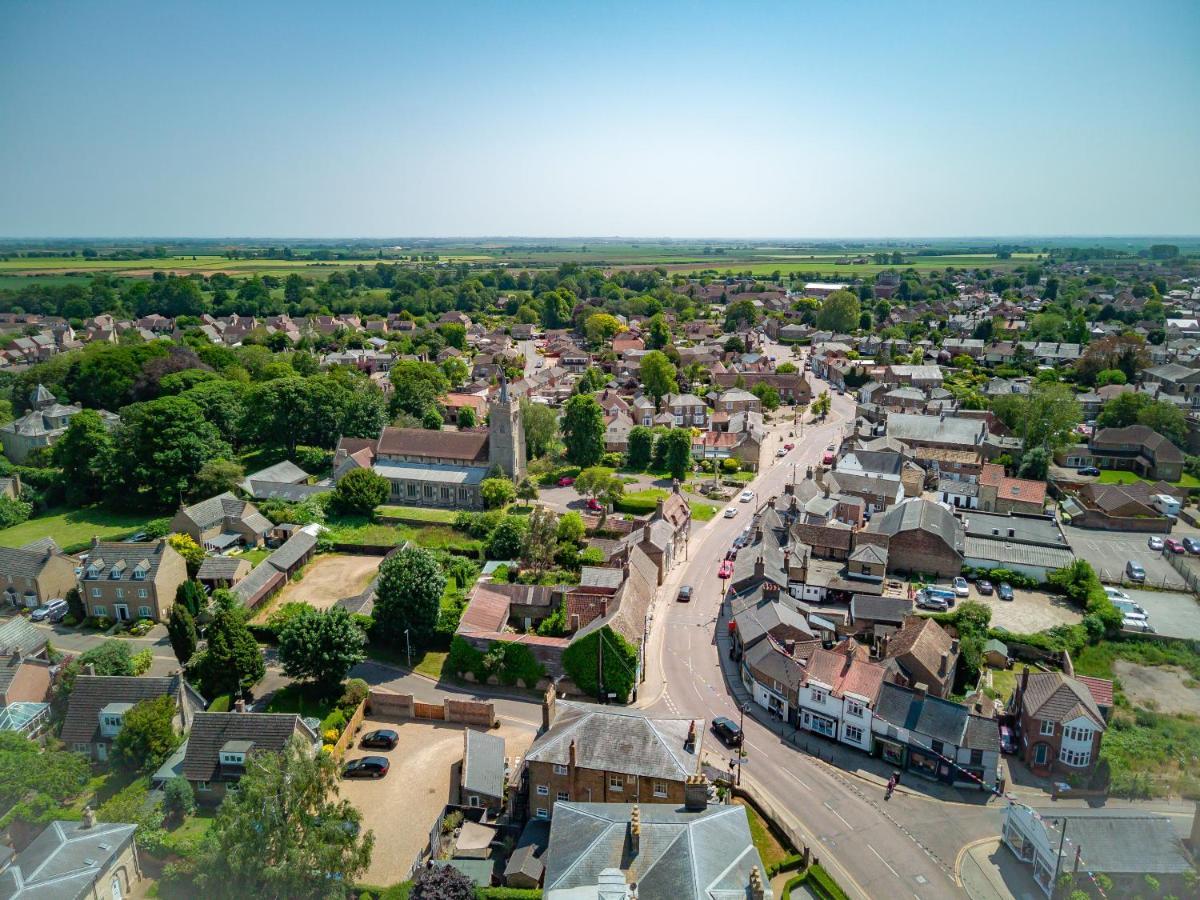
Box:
0;506;152;553
1096;470;1200;488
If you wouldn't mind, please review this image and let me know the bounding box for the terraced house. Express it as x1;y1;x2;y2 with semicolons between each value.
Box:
78;538;188;623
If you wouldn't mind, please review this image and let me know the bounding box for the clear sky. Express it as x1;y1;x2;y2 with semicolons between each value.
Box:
2;0;1198;238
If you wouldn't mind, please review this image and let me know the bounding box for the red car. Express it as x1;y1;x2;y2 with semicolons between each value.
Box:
1165;538;1186;554
822;452;834;465
586;498;603;512
558;476;575;487
783;442;795;451
718;561;733;579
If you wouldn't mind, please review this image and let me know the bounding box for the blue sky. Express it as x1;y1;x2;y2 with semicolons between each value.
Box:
2;0;1198;237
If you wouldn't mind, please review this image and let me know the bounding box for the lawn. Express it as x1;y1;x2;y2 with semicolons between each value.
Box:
233;547;271;567
265;682;337;722
986;664;1033;703
0;506;153;553
734;798;791;870
688;500;718;521
376;505;457;523
322;516;481;555
1096;470;1200;488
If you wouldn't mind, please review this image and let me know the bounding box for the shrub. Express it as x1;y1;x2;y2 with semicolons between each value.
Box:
321;707;347;737
339;678;369;711
562;626;638;701
441;810;464;834
131;648;153;675
163;777;195;820
579;546;605;566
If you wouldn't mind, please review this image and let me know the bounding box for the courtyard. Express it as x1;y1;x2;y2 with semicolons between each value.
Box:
253;553;383;622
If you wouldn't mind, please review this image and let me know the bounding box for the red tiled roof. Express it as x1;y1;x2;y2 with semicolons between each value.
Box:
459;585;511;634
377;427;489;462
1075;674;1114;709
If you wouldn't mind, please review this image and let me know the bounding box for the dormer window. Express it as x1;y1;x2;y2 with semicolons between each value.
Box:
220;751;245;765
109;569;121;579
85;566;99;579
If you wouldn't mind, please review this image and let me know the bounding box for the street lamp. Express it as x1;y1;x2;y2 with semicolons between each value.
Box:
736;702;749;786
404;628;412;669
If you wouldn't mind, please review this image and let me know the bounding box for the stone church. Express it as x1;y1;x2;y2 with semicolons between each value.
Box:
333;378;526;510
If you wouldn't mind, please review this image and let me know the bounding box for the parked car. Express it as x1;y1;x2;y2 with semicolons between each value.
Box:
30;598;68;623
1103;586;1130;602
725;549;738;561
677;585;693;603
1122;617;1155;633
821;452;834;465
1114;601;1148;621
724;506;737;518
776;447;787;457
997;583;1014;601
1078;467;1101;477
122;531;149;543
718;561;733;579
783;442;795;451
711;717;743;747
999;725;1016;754
976;579;994;596
1165;538;1185;554
739;490;755;503
952;577;970;598
1147;536;1165;551
1125;560;1146;583
359;729;398;750
1183;537;1200;555
343;756;390;779
917;593;949;611
557;476;575;487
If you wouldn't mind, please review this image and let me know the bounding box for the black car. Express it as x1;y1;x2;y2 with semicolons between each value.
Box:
343;756;390;779
1183;537;1200;555
677;585;693;603
725;549;738;561
1079;467;1101;477
997;582;1014;601
711;717;743;747
976;579;994;596
360;729;398;750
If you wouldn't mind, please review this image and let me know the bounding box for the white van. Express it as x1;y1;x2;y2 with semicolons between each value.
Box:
1151;494;1181;519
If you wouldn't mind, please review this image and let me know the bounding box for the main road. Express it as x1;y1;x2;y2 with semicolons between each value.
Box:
637;350;994;900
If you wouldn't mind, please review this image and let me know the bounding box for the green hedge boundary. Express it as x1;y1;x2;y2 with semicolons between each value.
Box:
783;863;849;900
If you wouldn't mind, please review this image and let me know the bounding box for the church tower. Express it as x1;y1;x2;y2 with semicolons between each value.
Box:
488;372;526;480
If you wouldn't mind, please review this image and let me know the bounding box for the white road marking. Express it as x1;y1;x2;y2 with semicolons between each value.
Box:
869;844;901;878
782;768;810;789
823;800;853;828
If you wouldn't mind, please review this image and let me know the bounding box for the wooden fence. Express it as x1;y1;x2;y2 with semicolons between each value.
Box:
329;699;367;759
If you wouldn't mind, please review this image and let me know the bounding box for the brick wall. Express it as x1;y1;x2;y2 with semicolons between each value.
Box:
887;530;962;577
525;759;688;818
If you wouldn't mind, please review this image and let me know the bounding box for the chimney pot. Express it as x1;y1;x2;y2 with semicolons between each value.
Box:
913;682;928;700
234;698;246;713
629;805;641;855
85;663;96;677
939;651;949;677
684;774;708;811
81;806;95;829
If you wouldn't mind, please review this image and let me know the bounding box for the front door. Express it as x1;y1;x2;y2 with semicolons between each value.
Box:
114;604;130;622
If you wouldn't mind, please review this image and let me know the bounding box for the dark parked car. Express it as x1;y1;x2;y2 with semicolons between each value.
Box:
1125;560;1146;583
360;729;398;750
976;579;994;596
997;583;1014;601
677;585;693;603
999;725;1016;754
1079;467;1101;477
1183;537;1200;555
343;756;390;779
712;717;743;747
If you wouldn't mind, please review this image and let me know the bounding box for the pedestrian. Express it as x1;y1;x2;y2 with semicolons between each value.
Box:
885;773;897;801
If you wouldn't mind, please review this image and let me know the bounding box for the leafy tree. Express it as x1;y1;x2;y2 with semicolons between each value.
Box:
540;288;574;330
646;313;671;350
584;312;624;347
1095;368;1127;386
1017;384;1082;451
723;299;758;332
520;505;559;576
163;776;195;821
191;458;245;500
0;731;89;810
480;477;516;509
330;468;390;515
626;426;655;470
113;694;181;772
441;355;469;387
1136;400;1188;448
1018;446;1050;480
816;290;860;333
811;392;831;418
1096;391;1151;429
373;546;446;648
388;360;450;419
65;586;85;622
562;394;605;467
658;428;694;479
516;477;539;505
194;607;265;698
438;322;467;350
168;534;206;577
0;495;31;529
457;405;476;429
174;579;207;617
751;381;780;411
193;737;373;900
180;379;248;446
277;606;367;694
776;361;797;374
58;641;134;698
486;515;528;559
640;350;677;408
556;510;586;544
421;406;444;430
166;602;199;665
51;409;116;505
410;863;475;900
520;399;558;459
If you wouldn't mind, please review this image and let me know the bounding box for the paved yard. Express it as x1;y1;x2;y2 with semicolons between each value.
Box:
339;717;535;886
1118;587;1200;640
1064;524;1187;589
962;585;1083;632
254;553;383;621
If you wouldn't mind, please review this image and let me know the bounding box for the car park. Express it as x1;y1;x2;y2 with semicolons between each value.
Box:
739;490;755;503
1165;538;1185;554
711;717;743;747
1147;536;1165;551
360;729;399;750
1183;537;1200;555
343;756;390;779
976;579;994;596
724;506;737;518
676;585;693;602
952;577;969;597
30;598;68;622
1125;560;1146;583
997;583;1014;601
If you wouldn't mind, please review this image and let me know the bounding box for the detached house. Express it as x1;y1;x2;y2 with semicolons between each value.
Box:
169;492;274;552
180;709;319;803
1086;425;1184;482
1009;670;1111;778
79;538;188;623
0;541;78;609
61;674;204;762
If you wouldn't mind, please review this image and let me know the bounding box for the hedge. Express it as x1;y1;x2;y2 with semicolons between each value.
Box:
447;635;546;687
766;853;806;876
562;626;638;702
783;863;849;900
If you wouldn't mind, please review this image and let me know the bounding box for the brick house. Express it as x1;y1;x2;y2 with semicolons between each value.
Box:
61;674;205;762
977;464;1047;515
1010;670;1111;778
169;492;274;552
1086;425;1184;482
879;616;960;699
713;388;761;415
860;498;964;577
0;541;78;609
181;709;319;804
513;697;704;822
78;538;188;623
460;728;506;814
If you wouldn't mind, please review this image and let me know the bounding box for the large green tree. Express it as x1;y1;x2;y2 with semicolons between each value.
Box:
166;602;198;665
561;394;605;467
113;694;181;772
816;290;861;333
193;737;374;900
388;360;450;420
520;399;558;459
277;606;366;694
373;546;446;648
52;409;116;505
640;351;677;409
190;458;245;501
626;426;655;470
658;428;694;479
194;607;265;698
330;468;390;515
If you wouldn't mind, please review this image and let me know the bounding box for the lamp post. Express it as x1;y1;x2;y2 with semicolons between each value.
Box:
737;702;749;785
404;628;412;669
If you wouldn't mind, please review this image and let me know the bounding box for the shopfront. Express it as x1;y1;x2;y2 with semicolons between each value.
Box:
801;708;837;739
875;735;907;768
908;746;954;783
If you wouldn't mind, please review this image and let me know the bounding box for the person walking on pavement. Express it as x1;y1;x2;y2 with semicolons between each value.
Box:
885;772;898;801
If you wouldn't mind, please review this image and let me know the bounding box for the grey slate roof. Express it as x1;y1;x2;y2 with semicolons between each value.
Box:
886;412;984;447
0;617;48;657
732;600;814;650
179;492;272;534
1029;810;1194;875
196;556;250;582
266;529;317;572
544;802;767;899
867;498;964;554
875;682;998;752
850;594;912;624
0;546;57;581
462;728;506;800
0;820;138;899
61;675;201;745
81;539;173;583
525;701;702;782
231;560;284;606
180;711;316;782
239;460;310;493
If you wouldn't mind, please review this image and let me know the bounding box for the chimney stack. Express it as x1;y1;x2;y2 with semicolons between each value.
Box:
753;556;765;579
684;774;708;812
939;652;949;677
629;805;641;855
568;738;577;770
85;663;96;677
234;698;246;713
542;684;556;733
951;638;960;655
684;720;696;753
81;806;95;829
749;866;765;900
1020;667;1030;696
913;682;928;701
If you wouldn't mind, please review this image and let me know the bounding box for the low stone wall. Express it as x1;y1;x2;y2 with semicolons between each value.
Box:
366;689;496;727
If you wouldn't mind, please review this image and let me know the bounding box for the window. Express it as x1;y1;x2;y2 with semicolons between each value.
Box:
536;784;548;796
1059;747;1091;768
931;740;944;756
608;774;623;791
92;605;106;617
536;808;548;819
91;588;101;598
970;749;984;766
138;589;148;599
1063;725;1091;742
220;752;245;765
845;700;864;717
553;764;568;775
810;688;826;703
197;781;211;792
115;588;124;599
844;724;864;744
652;780;668;798
468;795;481;807
407;483;417;498
133;569;146;581
102;714;122;729
1040;720;1055;736
423;485;435;498
557;791;570;801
